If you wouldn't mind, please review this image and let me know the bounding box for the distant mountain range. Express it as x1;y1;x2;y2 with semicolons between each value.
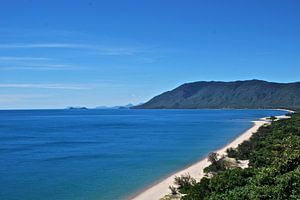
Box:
66;104;139;110
134;80;300;109
96;104;134;109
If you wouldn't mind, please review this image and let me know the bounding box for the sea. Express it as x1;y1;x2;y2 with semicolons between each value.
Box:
0;109;287;200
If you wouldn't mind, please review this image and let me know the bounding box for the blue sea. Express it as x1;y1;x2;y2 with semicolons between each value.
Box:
0;109;287;200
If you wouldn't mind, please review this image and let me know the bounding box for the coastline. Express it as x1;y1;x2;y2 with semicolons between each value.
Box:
130;113;290;200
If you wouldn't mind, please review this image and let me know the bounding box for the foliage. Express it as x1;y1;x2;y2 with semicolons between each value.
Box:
226;147;238;158
207;152;218;164
268;116;277;121
173;173;196;194
203;155;229;174
169;185;178;195
181;113;300;199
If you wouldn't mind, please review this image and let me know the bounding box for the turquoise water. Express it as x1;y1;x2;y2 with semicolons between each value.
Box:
0;109;287;200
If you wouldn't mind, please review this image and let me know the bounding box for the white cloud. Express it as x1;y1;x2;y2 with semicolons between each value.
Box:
0;43;144;56
0;56;51;61
97;47;138;56
0;64;78;70
0;67;69;71
0;55;80;70
0;94;50;102
0;43;93;49
0;83;91;90
20;64;72;68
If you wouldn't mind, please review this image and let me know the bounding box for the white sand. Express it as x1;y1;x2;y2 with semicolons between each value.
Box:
131;114;290;200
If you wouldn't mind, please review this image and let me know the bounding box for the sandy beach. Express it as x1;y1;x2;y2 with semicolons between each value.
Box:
131;113;290;200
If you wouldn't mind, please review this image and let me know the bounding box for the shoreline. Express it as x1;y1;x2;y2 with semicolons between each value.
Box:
130;112;291;200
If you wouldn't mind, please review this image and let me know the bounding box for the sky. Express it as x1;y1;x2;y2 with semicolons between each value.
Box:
0;0;299;109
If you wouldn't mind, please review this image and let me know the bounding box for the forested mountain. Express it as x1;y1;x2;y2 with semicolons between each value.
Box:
135;80;300;109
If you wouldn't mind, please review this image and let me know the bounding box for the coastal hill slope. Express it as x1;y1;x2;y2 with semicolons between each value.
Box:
134;80;300;109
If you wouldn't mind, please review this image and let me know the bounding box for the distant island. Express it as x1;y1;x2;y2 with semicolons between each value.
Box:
95;104;136;109
66;104;140;110
134;80;300;109
67;106;88;110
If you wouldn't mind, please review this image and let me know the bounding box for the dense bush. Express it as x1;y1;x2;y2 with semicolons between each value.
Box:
182;113;300;200
173;173;196;194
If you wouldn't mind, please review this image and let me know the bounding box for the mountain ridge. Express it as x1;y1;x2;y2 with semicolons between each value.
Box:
134;80;300;109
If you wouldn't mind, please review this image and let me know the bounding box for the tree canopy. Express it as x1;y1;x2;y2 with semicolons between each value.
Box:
180;113;300;200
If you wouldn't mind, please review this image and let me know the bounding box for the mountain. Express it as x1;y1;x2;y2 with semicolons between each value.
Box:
134;80;300;109
95;103;136;109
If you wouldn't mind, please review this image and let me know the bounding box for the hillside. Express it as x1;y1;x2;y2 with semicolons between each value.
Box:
177;113;300;200
134;80;300;109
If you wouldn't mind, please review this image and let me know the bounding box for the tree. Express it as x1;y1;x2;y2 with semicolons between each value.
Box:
269;116;277;122
181;113;300;200
173;173;196;194
208;152;218;164
169;185;178;195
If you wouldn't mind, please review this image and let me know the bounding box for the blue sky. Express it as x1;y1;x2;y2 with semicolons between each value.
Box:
0;0;299;109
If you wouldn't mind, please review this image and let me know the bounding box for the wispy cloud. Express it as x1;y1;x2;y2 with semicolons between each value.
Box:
97;47;139;56
135;57;158;64
0;64;79;70
0;56;51;61
256;51;273;56
0;67;70;71
0;28;89;39
0;43;93;49
0;94;50;102
0;83;91;90
0;43;147;56
0;56;80;70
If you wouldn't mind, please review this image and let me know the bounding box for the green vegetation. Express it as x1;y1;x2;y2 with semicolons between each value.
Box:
134;80;300;109
178;113;300;199
172;173;196;194
267;116;277;121
203;153;240;174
